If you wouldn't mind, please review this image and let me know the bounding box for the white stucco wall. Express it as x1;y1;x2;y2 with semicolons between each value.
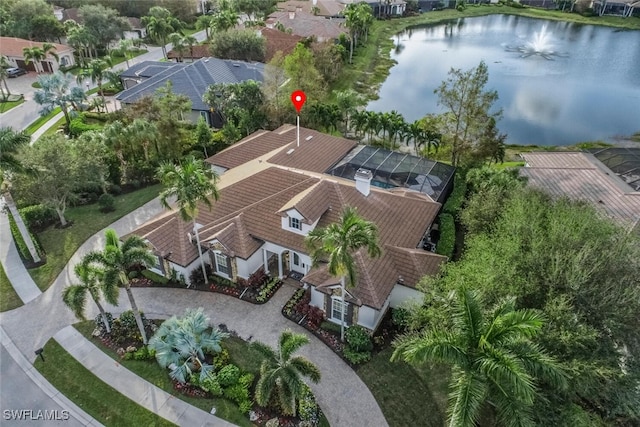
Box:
168;258;201;285
389;284;424;308
310;287;325;308
236;249;263;279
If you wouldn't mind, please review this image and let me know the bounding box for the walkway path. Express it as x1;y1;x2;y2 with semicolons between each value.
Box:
54;326;233;427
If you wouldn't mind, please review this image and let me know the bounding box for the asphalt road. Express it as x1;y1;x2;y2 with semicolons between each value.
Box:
0;31;207;132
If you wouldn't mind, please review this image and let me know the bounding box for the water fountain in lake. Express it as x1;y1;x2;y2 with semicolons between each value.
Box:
505;25;568;60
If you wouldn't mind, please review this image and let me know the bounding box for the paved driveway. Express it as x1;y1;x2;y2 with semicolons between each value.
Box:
4;71;39;98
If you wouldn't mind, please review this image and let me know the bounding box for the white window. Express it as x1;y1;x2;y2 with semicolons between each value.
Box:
331;297;346;321
293;252;300;266
215;253;229;277
289;217;301;230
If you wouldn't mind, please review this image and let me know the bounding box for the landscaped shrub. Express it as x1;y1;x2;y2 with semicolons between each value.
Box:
7;210;42;262
217;364;241;387
391;307;410;331
19;204;56;230
98;193;115;212
298;384;320;424
320;321;342;335
256;277;282;303
343;347;371;365
435;213;455;259
111;310;147;345
189;264;213;287
200;374;223;396
213;348;230;369
69;114;103;137
345;326;373;353
248;267;268;288
94;312;114;334
141;269;169;285
223;373;254;413
442;174;467;217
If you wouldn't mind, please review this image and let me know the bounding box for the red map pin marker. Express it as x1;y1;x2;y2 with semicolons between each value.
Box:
291;90;306;114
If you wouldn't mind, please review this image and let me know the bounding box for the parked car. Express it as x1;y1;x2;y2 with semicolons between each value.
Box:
7;68;27;78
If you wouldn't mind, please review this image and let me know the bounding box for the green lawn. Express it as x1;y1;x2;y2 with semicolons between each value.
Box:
34;339;176;427
41;116;67;137
358;347;450;427
29;184;162;291
0;97;25;113
24;108;62;136
0;263;23;312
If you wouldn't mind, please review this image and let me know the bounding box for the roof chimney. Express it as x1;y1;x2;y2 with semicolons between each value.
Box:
354;168;373;197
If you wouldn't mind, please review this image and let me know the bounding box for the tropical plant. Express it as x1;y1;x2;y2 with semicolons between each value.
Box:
84;229;156;344
157;156;220;285
305;206;381;341
392;287;567;427
77;58;112;111
0;56;12;100
33;71;87;128
0;127;29;181
23;43;58;74
149;308;228;383
110;39;137;69
196;14;215;40
211;7;239;33
251;329;321;416
142;6;183;59
62;255;118;333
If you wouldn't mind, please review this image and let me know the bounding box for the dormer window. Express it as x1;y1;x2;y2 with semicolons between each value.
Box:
289;217;301;230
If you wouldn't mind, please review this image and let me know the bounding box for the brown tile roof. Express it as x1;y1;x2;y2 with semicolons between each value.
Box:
278;181;332;224
521;152;640;230
131;165;442;308
127;17;143;30
259;28;304;61
167;44;211;60
266;10;346;40
0;37;74;58
267;128;358;173
206;129;291;169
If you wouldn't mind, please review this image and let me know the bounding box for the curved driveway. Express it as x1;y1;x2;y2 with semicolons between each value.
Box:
0;196;388;427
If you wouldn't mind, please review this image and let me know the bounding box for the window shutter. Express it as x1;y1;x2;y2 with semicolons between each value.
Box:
226;256;232;279
346;302;354;326
210;253;218;273
326;294;332;317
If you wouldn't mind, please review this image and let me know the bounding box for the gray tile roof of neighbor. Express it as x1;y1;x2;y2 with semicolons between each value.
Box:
117;58;265;111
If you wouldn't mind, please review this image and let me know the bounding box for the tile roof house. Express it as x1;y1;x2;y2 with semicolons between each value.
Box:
129;125;448;332
116;58;265;127
520;151;640;232
265;9;347;42
0;37;75;72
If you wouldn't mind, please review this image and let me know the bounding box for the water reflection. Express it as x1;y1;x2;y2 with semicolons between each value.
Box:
367;15;640;145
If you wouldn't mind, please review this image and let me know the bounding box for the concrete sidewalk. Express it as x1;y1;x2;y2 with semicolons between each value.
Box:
54;326;234;427
0;209;41;304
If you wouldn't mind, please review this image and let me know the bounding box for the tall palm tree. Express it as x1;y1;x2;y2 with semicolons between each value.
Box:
168;32;187;62
85;229;156;344
305;206;381;341
142;7;183;60
0;56;12;100
392;288;567;427
0;127;29;180
212;8;239;33
62;255;118;333
182;35;198;62
77;58;112;111
110;39;136;69
23;47;45;73
157;156;220;285
251;329;321;416
149;308;228;383
196;14;215;40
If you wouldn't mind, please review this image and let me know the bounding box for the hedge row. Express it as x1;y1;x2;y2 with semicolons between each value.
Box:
69;114;103;137
19;204;57;231
7;211;42;262
442;174;467;217
435;213;455;259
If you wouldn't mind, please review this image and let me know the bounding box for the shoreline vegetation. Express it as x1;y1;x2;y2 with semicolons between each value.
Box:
335;5;640;148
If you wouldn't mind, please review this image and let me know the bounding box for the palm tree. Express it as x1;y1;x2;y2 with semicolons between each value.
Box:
196;14;215;40
168;32;187;62
212;8;239;33
77;58;112;111
392;288;567;427
149;308;228;383
142;7;183;60
0;127;29;180
182;35;198;62
85;229;156;344
364;110;381;142
23;47;45;73
251;329;321;415
351;110;368;140
335;89;362;135
157;156;220;285
110;39;136;69
62;255;118;333
305;206;381;341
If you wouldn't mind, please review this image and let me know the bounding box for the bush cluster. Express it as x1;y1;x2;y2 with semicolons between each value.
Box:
298;384;320;424
69;114;103;137
19;204;57;230
195;362;254;414
344;325;373;365
442;174;467;217
110;310;149;345
98;193;115;212
435;213;455;259
189;264;213;287
141;269;169;285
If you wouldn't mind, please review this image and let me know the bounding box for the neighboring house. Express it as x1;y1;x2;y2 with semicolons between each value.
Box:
116;58;265;127
128;125;454;332
520;150;640;232
53;5;65;21
275;0;347;17
0;37;74;72
124;17;147;40
259;28;304;61
265;8;347;42
363;0;407;16
167;45;211;63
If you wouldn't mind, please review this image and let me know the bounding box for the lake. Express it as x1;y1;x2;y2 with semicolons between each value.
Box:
367;15;640;146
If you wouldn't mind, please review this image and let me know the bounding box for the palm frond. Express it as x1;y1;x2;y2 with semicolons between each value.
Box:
507;341;568;391
453;287;484;346
251;341;278;365
255;370;278;407
489;386;536;427
486;309;545;344
61;285;88;320
288;357;322;383
279;329;310;362
392;330;468;367
475;345;536;405
447;368;487;427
